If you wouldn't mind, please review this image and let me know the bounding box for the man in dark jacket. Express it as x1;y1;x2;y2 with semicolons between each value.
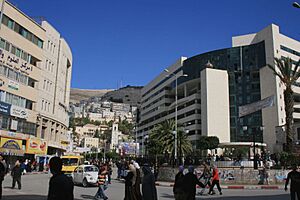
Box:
47;157;74;200
182;166;204;200
0;156;6;199
173;166;185;200
285;165;300;200
11;161;22;189
142;164;157;200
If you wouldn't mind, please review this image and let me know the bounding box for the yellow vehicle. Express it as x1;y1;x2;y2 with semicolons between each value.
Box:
61;155;84;175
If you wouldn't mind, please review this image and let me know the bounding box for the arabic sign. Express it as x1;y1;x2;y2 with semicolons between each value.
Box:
26;138;47;155
239;95;275;117
8;80;19;90
0;49;32;76
0;137;24;156
10;105;28;119
0;101;11;115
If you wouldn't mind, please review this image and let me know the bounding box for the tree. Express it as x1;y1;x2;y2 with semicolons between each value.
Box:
197;136;219;156
150;119;192;161
268;57;300;152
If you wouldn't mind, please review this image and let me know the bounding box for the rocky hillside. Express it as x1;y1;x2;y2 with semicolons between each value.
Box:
70;88;113;103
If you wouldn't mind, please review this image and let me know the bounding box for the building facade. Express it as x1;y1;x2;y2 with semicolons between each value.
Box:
137;24;300;153
0;0;72;160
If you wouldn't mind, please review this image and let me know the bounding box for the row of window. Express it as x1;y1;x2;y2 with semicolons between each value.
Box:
0;90;33;110
0;115;36;136
2;14;43;48
45;59;55;72
41;99;51;113
0;64;36;87
43;79;52;92
0;37;39;66
281;45;300;57
47;40;56;55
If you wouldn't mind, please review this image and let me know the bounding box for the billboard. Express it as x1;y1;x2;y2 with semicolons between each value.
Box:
26;138;47;155
0;137;24;156
118;142;139;156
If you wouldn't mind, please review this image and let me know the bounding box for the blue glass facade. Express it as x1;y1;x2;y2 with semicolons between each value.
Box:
180;41;266;142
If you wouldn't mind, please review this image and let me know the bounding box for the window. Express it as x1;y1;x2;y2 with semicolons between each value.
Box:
38;39;43;48
5;41;10;51
7;68;18;81
10;45;16;55
0;39;5;49
25;100;33;110
14;23;20;33
7;18;14;29
15;48;21;57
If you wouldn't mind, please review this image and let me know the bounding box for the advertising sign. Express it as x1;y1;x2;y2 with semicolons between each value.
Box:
10;105;28;119
239;95;275;117
118;142;139;155
8;80;19;90
0;137;24;156
0;101;11;115
26;138;47;155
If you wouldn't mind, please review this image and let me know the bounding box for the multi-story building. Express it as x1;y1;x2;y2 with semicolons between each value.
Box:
138;24;300;153
0;0;72;160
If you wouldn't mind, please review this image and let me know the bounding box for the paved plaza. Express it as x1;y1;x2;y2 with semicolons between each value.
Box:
0;173;292;200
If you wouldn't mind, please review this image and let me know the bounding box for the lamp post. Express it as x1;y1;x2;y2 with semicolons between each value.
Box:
293;2;300;8
164;69;188;166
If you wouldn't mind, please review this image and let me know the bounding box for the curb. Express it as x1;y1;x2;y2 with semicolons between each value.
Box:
155;182;283;190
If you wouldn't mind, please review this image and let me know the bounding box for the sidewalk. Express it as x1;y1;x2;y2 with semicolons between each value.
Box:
155;181;285;190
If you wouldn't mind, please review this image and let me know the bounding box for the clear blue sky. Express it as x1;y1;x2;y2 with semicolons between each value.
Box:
10;0;300;89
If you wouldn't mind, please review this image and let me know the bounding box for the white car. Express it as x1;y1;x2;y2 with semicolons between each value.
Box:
73;165;99;187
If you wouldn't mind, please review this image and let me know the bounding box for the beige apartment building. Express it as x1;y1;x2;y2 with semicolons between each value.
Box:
0;0;72;159
138;24;300;154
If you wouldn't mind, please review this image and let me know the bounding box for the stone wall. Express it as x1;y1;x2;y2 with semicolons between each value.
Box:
157;166;289;185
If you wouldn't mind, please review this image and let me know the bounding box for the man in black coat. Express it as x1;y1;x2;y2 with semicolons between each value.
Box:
11;161;22;189
285;165;300;200
47;157;74;200
182;166;204;200
142;164;157;200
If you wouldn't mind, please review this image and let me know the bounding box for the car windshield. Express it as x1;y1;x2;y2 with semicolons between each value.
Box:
62;158;78;166
84;166;98;172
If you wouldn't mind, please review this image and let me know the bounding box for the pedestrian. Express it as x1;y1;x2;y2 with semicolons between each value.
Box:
285;165;300;200
11;160;22;189
124;163;137;200
182;166;205;200
142;164;157;200
208;165;222;195
47;157;74;200
133;162;142;200
173;165;185;200
0;155;6;199
94;165;108;200
198;163;212;195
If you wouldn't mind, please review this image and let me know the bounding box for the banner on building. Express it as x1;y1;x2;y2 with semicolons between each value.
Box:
8;80;19;90
10;105;28;119
0;137;24;156
0;102;11;115
238;95;275;117
26;138;47;155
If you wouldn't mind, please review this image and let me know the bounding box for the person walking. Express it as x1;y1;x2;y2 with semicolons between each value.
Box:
133;162;142;200
182;166;204;200
0;156;6;199
94;165;108;200
47;157;74;200
142;164;157;200
208;165;222;195
11;161;22;189
124;163;137;200
173;166;185;200
198;163;212;195
285;165;300;200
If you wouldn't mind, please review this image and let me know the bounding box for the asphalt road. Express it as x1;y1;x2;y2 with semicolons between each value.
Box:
0;173;291;200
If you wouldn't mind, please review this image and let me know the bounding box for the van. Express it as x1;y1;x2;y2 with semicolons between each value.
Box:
61;155;84;175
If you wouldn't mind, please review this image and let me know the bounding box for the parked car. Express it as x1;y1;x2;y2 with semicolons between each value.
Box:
73;165;99;187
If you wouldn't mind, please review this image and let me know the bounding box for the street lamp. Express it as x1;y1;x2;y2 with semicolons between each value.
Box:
293;2;300;8
164;69;188;165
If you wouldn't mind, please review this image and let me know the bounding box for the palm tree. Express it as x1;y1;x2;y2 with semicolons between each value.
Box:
150;119;192;161
268;57;300;152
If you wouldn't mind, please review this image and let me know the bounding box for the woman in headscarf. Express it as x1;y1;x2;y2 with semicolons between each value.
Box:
124;163;137;200
142;164;157;200
173;166;185;200
133;162;142;200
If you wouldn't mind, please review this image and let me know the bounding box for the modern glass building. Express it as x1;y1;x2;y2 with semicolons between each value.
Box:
138;24;300;153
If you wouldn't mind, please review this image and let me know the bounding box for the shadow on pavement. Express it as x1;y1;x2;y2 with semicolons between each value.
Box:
194;194;290;200
3;195;82;200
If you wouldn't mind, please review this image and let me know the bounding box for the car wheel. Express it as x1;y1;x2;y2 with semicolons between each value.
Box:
82;178;88;187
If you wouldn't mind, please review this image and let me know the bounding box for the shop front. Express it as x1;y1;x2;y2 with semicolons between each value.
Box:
26;138;48;171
